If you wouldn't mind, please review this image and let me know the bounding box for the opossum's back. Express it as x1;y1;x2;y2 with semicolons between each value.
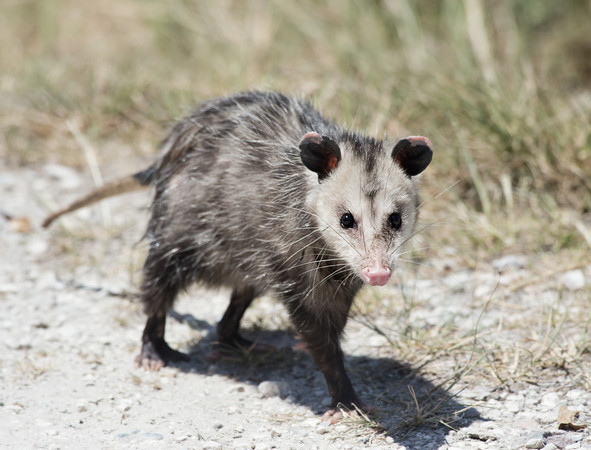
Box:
157;92;339;174
148;93;332;277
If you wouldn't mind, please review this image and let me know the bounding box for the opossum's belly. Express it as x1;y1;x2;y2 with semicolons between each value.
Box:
182;233;275;289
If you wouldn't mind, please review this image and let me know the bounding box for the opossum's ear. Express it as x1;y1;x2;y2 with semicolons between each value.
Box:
299;132;342;181
392;136;433;177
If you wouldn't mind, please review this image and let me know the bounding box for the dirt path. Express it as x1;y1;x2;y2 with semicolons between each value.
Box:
1;164;590;449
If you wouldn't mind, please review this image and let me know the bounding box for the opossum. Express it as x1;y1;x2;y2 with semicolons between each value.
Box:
43;91;433;416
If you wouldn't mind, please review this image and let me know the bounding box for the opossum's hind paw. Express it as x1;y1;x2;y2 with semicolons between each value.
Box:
321;403;374;424
135;339;190;371
207;335;275;363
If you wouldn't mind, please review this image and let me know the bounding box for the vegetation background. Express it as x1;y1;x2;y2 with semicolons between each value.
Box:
1;0;591;434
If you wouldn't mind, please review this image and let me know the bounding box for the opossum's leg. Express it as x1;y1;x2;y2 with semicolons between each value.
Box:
208;287;275;361
216;286;256;348
135;245;191;371
286;296;367;416
136;311;190;371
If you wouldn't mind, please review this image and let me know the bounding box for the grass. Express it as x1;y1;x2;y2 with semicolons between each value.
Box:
2;0;591;435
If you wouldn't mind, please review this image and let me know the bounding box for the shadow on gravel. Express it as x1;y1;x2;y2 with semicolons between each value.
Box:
167;310;482;447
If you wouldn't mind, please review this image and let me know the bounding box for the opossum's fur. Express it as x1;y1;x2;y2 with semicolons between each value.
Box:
44;91;432;413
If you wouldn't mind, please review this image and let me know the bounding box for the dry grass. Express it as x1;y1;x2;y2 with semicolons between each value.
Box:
2;0;590;256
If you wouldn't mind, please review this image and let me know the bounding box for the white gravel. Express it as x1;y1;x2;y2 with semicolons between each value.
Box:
1;164;590;449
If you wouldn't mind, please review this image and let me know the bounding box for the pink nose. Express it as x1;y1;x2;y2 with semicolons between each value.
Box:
361;266;392;286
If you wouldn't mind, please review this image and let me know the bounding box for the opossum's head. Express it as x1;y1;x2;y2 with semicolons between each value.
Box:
300;132;432;286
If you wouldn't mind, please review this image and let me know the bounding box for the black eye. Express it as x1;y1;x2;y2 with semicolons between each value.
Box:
340;212;356;229
389;212;402;229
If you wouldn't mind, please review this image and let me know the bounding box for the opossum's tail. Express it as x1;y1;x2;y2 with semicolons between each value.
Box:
42;165;155;228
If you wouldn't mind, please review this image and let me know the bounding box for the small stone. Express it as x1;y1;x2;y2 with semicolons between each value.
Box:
461;387;491;401
43;163;82;188
492;254;526;272
26;238;48;256
116;399;133;412
385;436;394;444
232;444;251;450
564;444;582;450
258;381;281;398
560;270;585;291
144;433;163;440
541;443;559;450
316;423;330;435
213;423;224;430
461;407;480;419
334;424;348;433
566;389;588;403
287;427;309;438
525;438;546;449
7;404;24;414
202;441;223;450
541;392;561;409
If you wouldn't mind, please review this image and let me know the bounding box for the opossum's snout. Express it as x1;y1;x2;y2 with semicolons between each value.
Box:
360;246;393;286
361;264;391;286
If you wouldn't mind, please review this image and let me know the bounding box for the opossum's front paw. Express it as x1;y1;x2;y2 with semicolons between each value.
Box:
321;403;374;423
135;340;190;371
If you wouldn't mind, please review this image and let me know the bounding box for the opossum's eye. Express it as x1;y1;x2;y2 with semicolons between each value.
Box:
340;213;356;229
389;212;402;230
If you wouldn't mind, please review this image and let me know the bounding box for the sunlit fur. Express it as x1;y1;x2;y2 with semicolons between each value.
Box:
136;91;430;410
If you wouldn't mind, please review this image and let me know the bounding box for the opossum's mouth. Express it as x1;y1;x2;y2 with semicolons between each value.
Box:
361;266;392;286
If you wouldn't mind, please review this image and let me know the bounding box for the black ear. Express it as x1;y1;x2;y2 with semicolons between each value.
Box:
299;132;342;181
391;136;433;177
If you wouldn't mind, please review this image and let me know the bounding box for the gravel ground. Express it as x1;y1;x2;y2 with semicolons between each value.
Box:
1;163;590;449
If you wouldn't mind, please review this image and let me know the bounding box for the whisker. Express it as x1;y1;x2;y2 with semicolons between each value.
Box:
394;217;448;254
415;179;462;213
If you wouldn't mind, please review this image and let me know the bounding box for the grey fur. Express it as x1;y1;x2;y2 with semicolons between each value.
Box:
44;91;433;413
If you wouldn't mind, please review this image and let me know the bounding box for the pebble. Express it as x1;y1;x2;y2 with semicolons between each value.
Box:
7;404;24;414
334;424;349;433
566;389;588;403
201;441;223;450
525;438;547;449
257;381;282;398
43;163;82;188
316;423;330;434
144;432;163;440
443;270;473;293
254;443;271;450
26;237;49;256
492;254;527;272
541;392;561;409
232;444;252;450
541;443;559;450
116;399;134;412
560;270;586;291
287;427;309;438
